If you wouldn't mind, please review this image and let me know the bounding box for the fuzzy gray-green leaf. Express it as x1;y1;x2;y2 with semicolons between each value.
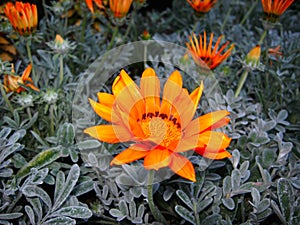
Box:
277;178;293;223
222;198;235;210
72;180;95;196
77;140;101;150
231;169;241;191
43;216;76;225
53;164;80;211
197;198;213;213
175;205;195;224
0;213;23;220
22;185;52;209
51;206;92;219
176;190;193;210
16;148;62;180
25;205;36;225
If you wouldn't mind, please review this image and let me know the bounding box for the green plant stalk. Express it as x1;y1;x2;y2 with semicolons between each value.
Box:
192;199;201;225
0;84;14;113
258;29;267;45
240;0;258;26
235;70;249;98
221;8;232;32
49;104;55;136
79;12;87;55
26;107;32;120
7;192;22;213
59;55;64;87
147;170;168;224
26;39;37;83
108;26;119;50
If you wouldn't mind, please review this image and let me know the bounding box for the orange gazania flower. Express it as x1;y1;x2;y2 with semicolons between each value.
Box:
186;32;234;69
187;0;217;13
109;0;133;18
4;2;38;36
3;64;39;93
261;0;295;17
85;0;105;13
84;68;231;182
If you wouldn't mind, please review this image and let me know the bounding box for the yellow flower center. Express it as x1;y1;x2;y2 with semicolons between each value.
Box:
139;112;181;147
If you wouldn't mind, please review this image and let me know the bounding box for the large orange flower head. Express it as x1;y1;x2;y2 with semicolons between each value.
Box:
109;0;133;18
84;68;231;182
186;32;234;70
4;2;38;36
261;0;295;17
3;64;39;93
187;0;217;13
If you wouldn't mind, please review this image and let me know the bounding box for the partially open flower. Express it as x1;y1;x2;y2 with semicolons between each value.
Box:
109;0;133;18
84;68;231;182
261;0;295;22
4;2;38;36
141;30;151;40
3;64;39;93
246;45;262;69
47;34;76;54
186;32;234;70
187;0;217;14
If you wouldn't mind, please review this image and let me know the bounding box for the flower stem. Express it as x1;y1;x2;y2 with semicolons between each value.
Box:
221;8;232;32
49;104;55;136
79;12;87;55
26;39;36;83
193;200;201;225
59;55;64;87
0;84;14;113
258;29;267;45
108;26;119;50
26;107;32;119
147;170;168;224
235;70;249;98
240;0;258;26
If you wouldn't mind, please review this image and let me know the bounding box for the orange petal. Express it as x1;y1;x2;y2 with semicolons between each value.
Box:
97;92;115;107
195;131;231;159
169;153;196;182
110;144;149;165
195;148;232;159
185;110;230;137
189;81;204;116
172;88;195;129
114;106;146;139
140;68;160;114
94;0;104;9
198;131;231;150
84;124;133;143
160;70;183;117
144;148;171;170
85;0;94;13
171;135;199;153
112;70;145;120
21;64;32;81
89;98;113;122
26;83;40;92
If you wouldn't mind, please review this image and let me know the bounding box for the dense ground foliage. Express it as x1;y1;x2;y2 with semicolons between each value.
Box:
0;0;299;224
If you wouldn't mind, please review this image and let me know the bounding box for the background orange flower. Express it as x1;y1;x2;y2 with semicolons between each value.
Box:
186;32;234;69
4;2;38;36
